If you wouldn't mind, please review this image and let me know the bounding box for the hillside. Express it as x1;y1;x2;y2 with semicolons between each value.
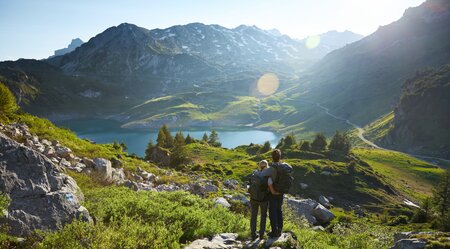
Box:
364;64;450;159
267;0;450;138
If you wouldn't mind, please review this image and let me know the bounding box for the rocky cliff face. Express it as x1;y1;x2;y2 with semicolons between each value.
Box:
382;64;450;159
0;131;91;236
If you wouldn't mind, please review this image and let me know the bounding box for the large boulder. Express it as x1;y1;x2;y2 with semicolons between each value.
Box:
287;198;317;224
214;197;231;209
311;203;335;224
390;239;427;249
319;195;331;208
0;132;91;236
93;158;113;181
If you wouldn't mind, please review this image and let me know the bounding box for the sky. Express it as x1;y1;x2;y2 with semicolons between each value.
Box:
0;0;424;61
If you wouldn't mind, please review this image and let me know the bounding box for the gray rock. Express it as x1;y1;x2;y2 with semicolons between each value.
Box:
224;179;239;189
131;173;144;182
82;157;95;168
0;132;91;236
390;239;427;249
319;195;331;208
93;158;113;181
214;197;231;208
312;225;325;231
122;180;139;191
264;233;294;248
137;167;157;182
44;147;56;157
186;233;241;249
287;198;318;224
112;168;126;183
59;158;71;168
56;146;72;159
311;204;335;224
231;194;250;206
155;184;180;192
321;171;332;176
300;183;308;190
41;139;52;147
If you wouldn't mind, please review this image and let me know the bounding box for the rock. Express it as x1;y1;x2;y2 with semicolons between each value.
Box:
287;198;318;224
43;147;56;157
312;226;325;231
190;183;219;196
264;233;295;248
56;146;72;159
203;184;219;193
51;140;60;146
69;162;86;173
150;146;171;166
137;167;157;182
122;180;139;191
390;239;427;249
93;158;113;181
300;183;308;190
321;171;332;176
59;158;71;168
137;182;154;191
214;197;231;209
111;158;122;168
155;184;179;192
112;168;126;183
224;179;239;189
41;139;52;147
353;205;365;217
186;233;242;249
82;157;95;168
0;132;91;236
231;194;250;206
34;143;45;153
319;195;331;208
311;204;335;224
131;173;144;182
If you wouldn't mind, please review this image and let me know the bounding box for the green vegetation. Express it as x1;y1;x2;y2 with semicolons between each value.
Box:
0;82;19;117
311;133;327;151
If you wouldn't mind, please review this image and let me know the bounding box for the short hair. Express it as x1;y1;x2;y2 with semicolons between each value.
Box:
259;160;268;169
272;149;281;162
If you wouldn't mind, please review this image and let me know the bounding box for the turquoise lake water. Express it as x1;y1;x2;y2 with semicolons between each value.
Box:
55;119;281;157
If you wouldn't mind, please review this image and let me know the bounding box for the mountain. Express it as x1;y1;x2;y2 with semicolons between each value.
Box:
50;38;84;58
300;30;363;55
267;0;450;137
364;64;450;159
0;23;362;125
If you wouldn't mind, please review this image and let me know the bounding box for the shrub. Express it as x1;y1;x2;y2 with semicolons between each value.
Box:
329;131;352;154
0;83;18;117
311;133;327;151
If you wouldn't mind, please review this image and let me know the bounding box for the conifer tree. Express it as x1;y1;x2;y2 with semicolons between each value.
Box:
185;134;195;144
145;140;155;161
260;141;272;154
329;131;352;154
311;133;327;151
171;131;188;167
156;128;166;147
299;140;311;151
161;124;174;148
0;83;18;116
208;129;221;147
284;134;297;148
202;133;209;143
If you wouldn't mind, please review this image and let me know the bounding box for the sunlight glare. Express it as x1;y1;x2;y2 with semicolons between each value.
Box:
257;73;279;96
305;35;320;49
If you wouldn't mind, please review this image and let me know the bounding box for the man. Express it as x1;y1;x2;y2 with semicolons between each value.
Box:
263;149;293;238
248;160;270;241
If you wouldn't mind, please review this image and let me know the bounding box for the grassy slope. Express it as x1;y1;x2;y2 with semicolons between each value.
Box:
353;148;444;201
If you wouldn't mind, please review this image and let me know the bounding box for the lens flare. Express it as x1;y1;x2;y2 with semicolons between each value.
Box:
305;35;320;49
257;73;279;96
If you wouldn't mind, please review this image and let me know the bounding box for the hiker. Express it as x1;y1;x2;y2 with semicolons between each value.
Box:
263;149;293;238
248;160;270;241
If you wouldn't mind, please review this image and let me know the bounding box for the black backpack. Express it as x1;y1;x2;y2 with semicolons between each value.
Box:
249;171;269;201
272;162;293;194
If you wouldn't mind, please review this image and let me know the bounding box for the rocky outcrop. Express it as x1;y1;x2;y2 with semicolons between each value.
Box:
0;132;91;236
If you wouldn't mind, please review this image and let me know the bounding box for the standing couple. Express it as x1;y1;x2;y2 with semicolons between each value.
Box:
248;149;293;241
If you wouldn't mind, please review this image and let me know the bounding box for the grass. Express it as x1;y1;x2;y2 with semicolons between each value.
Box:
354;148;445;202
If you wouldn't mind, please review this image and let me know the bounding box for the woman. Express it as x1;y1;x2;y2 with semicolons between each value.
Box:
249;160;270;240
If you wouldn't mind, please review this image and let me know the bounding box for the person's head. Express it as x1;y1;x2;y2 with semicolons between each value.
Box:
272;149;281;162
259;160;268;170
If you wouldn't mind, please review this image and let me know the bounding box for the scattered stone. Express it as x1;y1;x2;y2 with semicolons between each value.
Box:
131;173;144;182
319;195;331;208
44;147;56;157
300;183;308;190
312;226;325;231
155;184;179;192
390;239;427;249
321;171;331;176
112;168;126;183
186;233;242;249
214;197;231;209
231;194;250;206
224;179;239;189
123;180;139;191
82;157;95;168
0;132;91;236
41;139;52;147
59;158;71;168
56;146;72;159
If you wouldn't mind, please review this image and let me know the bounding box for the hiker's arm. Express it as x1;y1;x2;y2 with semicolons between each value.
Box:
268;177;281;195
